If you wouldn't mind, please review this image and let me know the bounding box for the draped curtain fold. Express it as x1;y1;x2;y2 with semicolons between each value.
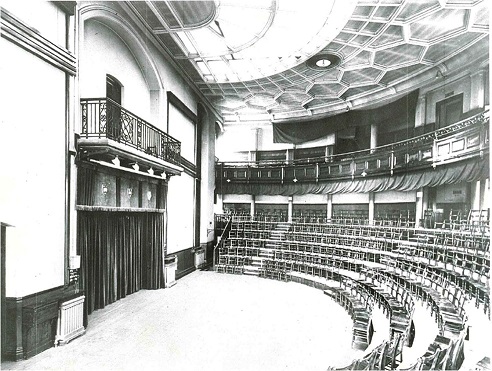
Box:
77;166;95;205
272;90;420;144
78;211;165;323
219;159;488;196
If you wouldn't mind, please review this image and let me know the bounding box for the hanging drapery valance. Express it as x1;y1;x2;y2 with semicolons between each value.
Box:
219;158;488;196
272;90;420;144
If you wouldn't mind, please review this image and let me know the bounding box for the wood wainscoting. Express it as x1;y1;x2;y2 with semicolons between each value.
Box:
204;241;214;267
3;284;79;361
174;248;195;280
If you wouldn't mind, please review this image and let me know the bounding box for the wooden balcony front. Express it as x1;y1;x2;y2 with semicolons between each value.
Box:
216;110;489;190
78;98;182;175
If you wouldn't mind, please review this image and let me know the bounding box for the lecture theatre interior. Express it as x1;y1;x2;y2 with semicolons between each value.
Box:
0;1;490;370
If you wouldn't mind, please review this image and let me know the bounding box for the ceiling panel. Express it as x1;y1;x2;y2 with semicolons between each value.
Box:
124;0;489;125
374;44;425;69
423;32;484;63
342;67;384;87
409;8;468;42
395;0;441;23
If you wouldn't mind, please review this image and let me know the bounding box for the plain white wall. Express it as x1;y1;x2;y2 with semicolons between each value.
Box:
1;37;66;297
80;20;151;122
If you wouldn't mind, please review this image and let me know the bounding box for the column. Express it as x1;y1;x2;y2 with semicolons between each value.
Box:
288;196;293;223
325;145;333;162
216;194;224;214
416;95;427;127
370;123;378;152
415;188;424;227
471;180;481;211
419;187;430;228
483;179;490;212
286;148;294;164
251;195;256;218
248;128;260;162
327;194;333;221
470;70;486;111
368;193;375;224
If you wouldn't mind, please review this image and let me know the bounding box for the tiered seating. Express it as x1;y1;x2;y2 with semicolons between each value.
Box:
214;216;489;370
324;278;374;350
292;209;326;223
375;210;416;228
397;228;490;317
224;207;250;217
329;334;405;371
253;209;287;222
421;208;490;233
400;330;467;370
332;210;369;224
465;209;490;233
355;271;415;342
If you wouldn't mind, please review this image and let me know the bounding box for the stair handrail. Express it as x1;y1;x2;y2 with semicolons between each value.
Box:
213;216;232;271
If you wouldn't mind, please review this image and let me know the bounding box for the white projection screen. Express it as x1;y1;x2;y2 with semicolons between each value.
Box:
166;172;196;253
166;102;197;253
168;103;196;164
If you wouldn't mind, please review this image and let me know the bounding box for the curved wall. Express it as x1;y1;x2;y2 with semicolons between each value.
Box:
80;20;151;122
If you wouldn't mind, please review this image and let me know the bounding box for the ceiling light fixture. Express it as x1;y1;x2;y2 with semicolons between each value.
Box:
316;59;331;68
306;54;341;71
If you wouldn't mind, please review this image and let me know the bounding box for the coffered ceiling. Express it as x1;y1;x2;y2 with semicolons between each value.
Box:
124;0;489;125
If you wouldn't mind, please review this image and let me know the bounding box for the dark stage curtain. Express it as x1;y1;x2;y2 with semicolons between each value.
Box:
219;158;488;196
77;166;95;205
77;211;165;323
273;90;419;144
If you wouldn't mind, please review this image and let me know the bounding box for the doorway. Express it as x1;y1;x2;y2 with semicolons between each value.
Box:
436;93;463;129
106;75;122;141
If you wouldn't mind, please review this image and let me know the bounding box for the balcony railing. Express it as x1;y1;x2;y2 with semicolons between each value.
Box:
80;98;181;166
216;110;489;184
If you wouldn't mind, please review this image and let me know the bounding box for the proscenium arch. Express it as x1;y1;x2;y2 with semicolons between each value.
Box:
79;4;166;125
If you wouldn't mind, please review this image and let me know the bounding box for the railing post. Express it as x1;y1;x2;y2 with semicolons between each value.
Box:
390;151;395;175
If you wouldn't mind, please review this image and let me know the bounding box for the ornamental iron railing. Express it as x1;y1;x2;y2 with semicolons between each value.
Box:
81;98;181;166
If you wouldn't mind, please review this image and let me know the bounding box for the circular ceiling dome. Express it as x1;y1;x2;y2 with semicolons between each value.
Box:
171;0;357;82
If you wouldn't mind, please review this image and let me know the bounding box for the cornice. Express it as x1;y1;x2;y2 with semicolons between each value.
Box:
0;7;76;75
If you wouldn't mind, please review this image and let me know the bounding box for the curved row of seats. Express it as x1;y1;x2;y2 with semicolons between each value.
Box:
214;217;489;370
222;220;489;316
323;283;374;351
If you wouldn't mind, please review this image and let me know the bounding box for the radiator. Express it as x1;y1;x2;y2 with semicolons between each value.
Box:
55;295;86;346
194;248;206;269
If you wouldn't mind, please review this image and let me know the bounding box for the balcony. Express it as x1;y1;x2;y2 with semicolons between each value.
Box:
78;98;182;175
216;110;489;191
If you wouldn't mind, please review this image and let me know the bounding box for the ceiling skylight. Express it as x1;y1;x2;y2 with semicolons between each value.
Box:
168;0;357;82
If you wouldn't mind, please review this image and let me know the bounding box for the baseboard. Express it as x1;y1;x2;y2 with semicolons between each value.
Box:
175;266;195;280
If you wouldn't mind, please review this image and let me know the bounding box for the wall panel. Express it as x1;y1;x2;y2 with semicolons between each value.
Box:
0;38;66;297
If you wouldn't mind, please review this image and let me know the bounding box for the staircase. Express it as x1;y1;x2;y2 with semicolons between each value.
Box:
241;222;291;276
265;222;291;249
